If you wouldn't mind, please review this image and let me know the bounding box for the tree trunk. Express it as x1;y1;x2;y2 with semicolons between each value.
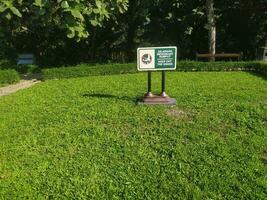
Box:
206;0;216;61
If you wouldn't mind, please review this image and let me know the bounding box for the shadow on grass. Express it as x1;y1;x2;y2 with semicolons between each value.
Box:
248;71;267;81
82;93;142;103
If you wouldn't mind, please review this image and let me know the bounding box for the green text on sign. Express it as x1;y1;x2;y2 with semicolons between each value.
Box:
137;46;177;71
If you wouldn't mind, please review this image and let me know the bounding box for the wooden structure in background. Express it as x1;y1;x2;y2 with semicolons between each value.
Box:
196;53;241;61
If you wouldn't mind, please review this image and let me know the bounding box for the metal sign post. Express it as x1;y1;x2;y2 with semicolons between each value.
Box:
161;71;167;97
137;46;177;105
146;71;153;97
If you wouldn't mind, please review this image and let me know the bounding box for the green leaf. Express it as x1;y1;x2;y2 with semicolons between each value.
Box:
90;19;99;27
61;1;69;9
95;0;102;8
5;13;12;20
34;0;43;7
0;7;7;13
10;7;22;17
3;0;12;7
67;29;75;38
70;10;84;21
93;8;99;14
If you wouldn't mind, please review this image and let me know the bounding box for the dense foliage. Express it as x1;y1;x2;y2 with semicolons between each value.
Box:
0;69;20;86
0;0;128;64
0;72;266;199
0;0;266;65
42;61;267;80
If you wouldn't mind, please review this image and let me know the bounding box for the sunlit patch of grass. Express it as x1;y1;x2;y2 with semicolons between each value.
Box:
0;72;266;199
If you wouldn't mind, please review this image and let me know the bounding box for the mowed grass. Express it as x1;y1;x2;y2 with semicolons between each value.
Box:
0;72;266;199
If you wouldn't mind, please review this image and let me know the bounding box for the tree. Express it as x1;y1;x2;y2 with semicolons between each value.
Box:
214;0;267;60
0;0;128;40
0;0;128;64
1;0;266;64
206;0;216;61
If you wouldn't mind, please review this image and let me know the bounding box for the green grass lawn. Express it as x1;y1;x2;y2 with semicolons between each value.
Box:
0;72;266;199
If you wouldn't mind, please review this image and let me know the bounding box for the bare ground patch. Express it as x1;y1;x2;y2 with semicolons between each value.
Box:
166;108;192;120
0;79;40;97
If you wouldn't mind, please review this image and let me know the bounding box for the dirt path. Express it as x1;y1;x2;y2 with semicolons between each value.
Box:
0;75;41;97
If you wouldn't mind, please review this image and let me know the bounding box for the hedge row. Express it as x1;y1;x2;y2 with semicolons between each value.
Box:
0;69;20;86
255;62;267;76
176;61;266;72
42;61;267;80
42;63;137;80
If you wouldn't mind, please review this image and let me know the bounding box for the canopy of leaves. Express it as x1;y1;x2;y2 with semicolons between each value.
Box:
0;0;266;65
0;0;128;39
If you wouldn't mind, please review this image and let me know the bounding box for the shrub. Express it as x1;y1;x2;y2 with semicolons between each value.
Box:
0;59;9;66
42;63;136;80
0;59;41;74
0;69;20;86
255;62;267;76
0;59;15;69
15;64;41;74
42;61;267;80
176;61;266;72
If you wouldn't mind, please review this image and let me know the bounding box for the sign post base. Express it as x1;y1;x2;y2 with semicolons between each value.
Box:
138;95;176;105
145;92;154;98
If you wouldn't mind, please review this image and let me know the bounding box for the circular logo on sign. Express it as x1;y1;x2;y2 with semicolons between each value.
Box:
142;54;152;65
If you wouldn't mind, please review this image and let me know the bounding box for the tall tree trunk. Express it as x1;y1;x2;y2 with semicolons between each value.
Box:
207;0;216;61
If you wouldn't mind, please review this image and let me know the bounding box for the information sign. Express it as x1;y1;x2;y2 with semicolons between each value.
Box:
137;47;177;71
